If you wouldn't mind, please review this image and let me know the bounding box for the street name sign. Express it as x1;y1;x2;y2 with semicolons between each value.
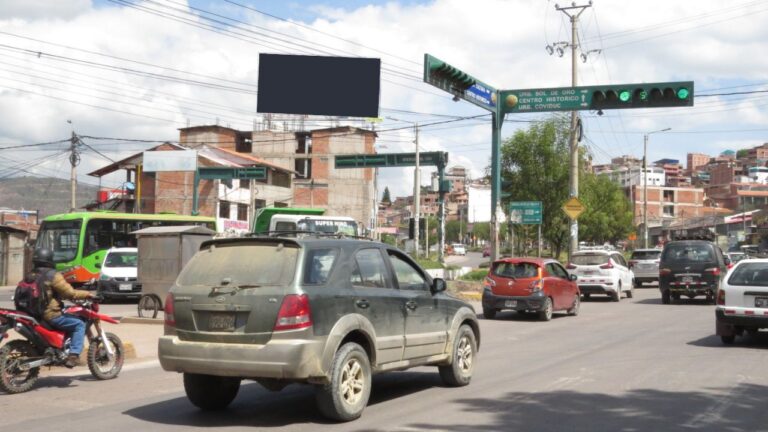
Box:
335;151;448;168
509;201;542;225
562;197;586;220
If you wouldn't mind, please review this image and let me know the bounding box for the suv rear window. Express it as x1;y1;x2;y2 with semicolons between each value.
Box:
631;250;661;260
178;243;299;286
727;262;768;286
662;243;714;263
572;254;609;265
492;262;539;278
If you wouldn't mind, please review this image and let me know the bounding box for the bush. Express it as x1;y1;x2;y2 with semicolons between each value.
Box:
459;269;489;281
415;258;444;270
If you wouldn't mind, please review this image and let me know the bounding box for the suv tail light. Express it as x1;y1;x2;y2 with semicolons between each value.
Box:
483;277;496;289
274;294;312;331
660;268;672;276
566;263;577;270
628;260;637;268
164;293;175;328
716;289;726;305
599;262;614;270
705;267;721;276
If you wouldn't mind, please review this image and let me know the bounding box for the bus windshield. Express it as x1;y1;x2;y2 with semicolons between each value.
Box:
37;220;83;263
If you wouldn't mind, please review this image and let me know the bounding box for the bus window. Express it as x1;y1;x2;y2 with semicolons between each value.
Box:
36;220;82;263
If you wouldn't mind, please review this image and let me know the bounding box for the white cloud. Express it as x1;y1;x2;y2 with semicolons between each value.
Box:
0;0;92;21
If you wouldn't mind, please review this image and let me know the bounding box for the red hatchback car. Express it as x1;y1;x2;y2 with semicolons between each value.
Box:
481;258;580;321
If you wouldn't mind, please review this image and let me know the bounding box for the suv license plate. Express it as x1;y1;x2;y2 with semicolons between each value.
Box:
756;297;768;308
505;300;517;308
118;283;132;291
209;313;236;331
681;276;693;283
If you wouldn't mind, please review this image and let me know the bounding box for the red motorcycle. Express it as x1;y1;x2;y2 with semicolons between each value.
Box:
0;298;124;393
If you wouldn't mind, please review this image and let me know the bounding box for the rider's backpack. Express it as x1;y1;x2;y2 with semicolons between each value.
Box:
14;269;56;319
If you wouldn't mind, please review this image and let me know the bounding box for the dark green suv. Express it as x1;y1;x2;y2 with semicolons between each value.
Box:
659;240;727;304
158;236;479;422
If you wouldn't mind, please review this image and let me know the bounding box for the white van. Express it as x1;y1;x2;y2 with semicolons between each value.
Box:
96;247;141;300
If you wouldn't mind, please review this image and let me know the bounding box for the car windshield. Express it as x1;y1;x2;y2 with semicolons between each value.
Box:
492;262;539;279
727;262;768;286
662;244;713;263
572;254;609;265
631;250;661;260
729;254;747;263
104;252;137;268
177;242;299;286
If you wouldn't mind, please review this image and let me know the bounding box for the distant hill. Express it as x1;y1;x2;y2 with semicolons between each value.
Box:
0;177;100;219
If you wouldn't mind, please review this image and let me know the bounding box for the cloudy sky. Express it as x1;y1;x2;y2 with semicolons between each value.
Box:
1;0;767;200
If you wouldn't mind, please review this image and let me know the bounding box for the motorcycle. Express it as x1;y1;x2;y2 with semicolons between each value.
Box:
0;298;124;393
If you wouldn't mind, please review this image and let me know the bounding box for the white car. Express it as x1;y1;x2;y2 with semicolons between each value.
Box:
715;258;768;344
96;247;141;300
567;250;634;301
452;243;466;256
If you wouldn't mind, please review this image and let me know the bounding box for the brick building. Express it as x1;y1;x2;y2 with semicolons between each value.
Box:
687;153;710;176
629;185;706;227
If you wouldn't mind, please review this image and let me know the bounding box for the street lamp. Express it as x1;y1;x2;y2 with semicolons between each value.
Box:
643;127;671;248
386;117;421;258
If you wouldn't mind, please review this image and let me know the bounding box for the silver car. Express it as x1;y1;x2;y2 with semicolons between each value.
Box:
629;248;662;287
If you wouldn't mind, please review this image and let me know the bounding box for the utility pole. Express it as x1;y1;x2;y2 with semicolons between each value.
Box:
555;1;591;261
643;128;671;248
69;129;81;213
414;123;421;259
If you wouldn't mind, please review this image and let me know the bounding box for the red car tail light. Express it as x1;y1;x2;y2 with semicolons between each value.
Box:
566;263;577;270
716;289;726;305
483;277;496;288
705;267;721;276
164;293;176;328
660;268;672;276
628;260;638;268
274;294;312;331
599;262;614;270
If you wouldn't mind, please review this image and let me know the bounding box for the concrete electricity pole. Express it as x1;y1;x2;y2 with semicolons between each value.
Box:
555;1;591;260
414;123;421;258
68;125;81;213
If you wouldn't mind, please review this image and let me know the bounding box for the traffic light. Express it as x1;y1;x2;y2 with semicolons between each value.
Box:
424;54;478;94
590;81;693;110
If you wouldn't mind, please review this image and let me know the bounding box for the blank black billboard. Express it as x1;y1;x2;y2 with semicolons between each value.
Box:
257;54;380;118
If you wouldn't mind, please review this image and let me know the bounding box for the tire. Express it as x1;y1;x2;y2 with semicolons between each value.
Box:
583;293;591;300
138;294;161;319
721;335;735;345
662;289;671;304
567;294;580;316
184;373;241;411
316;342;372;422
88;332;125;380
611;284;621;302
482;308;496;320
538;297;553;321
633;279;641;288
439;324;477;387
0;340;40;394
627;286;634;299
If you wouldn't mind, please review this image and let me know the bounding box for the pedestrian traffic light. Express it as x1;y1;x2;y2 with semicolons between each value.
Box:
590;81;693;110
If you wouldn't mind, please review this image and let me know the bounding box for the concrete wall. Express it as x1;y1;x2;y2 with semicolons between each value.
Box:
0;231;27;285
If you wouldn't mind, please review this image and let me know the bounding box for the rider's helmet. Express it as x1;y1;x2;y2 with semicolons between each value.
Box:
32;247;55;268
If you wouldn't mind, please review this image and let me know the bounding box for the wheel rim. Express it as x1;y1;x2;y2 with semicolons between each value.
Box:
2;344;34;387
456;334;473;373
94;338;120;373
572;296;580;313
340;358;365;405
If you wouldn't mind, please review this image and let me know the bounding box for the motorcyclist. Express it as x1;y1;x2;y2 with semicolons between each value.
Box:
32;247;95;368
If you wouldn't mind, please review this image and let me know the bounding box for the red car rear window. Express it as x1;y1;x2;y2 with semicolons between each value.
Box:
492;262;539;278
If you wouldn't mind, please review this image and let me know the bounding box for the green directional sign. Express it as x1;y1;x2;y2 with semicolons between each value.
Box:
198;166;267;180
509;201;542;225
335;151;448;168
424;54;497;112
500;81;694;114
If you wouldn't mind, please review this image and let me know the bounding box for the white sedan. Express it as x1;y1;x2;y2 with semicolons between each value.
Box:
715;258;768;344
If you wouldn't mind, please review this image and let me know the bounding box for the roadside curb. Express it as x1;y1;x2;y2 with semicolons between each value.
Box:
120;316;163;325
76;341;136;361
455;291;482;301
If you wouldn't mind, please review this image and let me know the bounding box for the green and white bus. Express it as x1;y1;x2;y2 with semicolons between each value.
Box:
35;211;215;286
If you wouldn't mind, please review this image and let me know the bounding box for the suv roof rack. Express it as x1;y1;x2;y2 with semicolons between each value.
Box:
245;230;375;241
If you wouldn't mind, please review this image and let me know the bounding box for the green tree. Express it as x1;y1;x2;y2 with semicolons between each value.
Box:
499;118;572;258
446;220;467;243
578;172;634;243
382;187;391;204
736;149;749;159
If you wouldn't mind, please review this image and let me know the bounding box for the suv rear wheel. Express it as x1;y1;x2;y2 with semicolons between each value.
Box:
439;324;476;387
316;342;371;422
662;289;671;304
183;373;241;410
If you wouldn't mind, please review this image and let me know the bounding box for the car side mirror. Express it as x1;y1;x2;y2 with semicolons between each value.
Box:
95;263;101;269
431;278;447;294
724;257;731;266
569;274;578;281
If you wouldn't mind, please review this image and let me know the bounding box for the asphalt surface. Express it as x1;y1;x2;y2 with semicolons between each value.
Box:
3;286;768;431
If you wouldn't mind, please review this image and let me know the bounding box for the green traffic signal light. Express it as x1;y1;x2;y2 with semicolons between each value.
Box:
677;87;690;99
619;90;631;102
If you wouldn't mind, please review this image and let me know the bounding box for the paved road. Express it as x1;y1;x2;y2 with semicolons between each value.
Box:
445;251;488;269
3;288;768;431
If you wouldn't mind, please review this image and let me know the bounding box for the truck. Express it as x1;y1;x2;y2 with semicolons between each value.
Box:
251;207;359;236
